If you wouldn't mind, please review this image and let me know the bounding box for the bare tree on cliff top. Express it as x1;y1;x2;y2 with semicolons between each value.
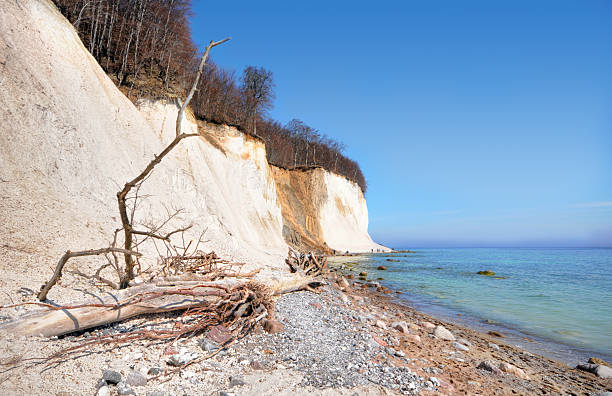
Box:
241;66;275;136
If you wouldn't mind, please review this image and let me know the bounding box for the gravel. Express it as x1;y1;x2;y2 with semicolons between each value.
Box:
230;288;428;394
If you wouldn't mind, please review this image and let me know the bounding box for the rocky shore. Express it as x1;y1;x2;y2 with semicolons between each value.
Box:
1;271;612;395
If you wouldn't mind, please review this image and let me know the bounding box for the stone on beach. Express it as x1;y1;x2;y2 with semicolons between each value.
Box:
421;321;436;330
102;370;122;385
433;325;456;341
452;341;469;351
477;360;503;375
392;321;409;334
125;370;147;387
337;277;350;288
499;362;529;379
405;334;421;343
375;320;387;330
263;320;284;334
588;357;610;367
168;349;199;366
576;363;612;378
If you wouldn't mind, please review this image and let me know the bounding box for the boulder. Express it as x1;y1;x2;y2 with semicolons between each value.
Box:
499;362;529;379
433;325;456;341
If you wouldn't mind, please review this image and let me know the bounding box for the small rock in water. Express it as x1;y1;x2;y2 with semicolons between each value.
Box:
499;362;529;379
263;320;284;334
488;330;504;338
452;341;469;351
125;370;147;387
477;270;496;276
477;360;503;375
102;370;122;385
377;265;387;270
433;325;456;341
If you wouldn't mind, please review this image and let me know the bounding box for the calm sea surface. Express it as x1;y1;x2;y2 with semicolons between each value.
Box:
331;248;612;365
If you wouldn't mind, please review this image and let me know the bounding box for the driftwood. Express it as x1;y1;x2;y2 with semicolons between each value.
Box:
285;248;328;277
3;279;241;337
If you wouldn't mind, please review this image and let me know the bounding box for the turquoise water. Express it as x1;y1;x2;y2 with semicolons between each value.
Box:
335;248;612;364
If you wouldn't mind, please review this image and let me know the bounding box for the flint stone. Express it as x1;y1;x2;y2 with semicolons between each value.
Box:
199;338;220;352
452;341;469;351
477;360;502;375
96;386;110;396
229;375;246;387
434;325;456;341
392;321;409;334
168;349;199;366
488;342;500;350
125;370;147;387
375;320;387;330
117;381;135;396
499;362;529;379
421;321;436;330
405;334;421;343
576;363;612;378
102;370;122;385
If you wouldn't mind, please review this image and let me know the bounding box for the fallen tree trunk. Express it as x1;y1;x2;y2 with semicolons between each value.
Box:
1;279;240;338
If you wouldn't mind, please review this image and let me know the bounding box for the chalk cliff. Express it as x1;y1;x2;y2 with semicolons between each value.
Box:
0;0;386;299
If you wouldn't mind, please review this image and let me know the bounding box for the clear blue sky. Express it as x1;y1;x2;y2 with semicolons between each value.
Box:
191;0;612;248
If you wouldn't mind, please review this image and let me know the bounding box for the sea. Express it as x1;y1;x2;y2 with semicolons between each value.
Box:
330;247;612;365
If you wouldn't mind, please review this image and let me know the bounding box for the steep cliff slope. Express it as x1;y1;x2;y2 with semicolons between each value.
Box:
0;0;287;300
272;167;388;253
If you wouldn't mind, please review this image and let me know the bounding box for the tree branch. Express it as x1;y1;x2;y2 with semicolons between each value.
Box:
38;248;142;301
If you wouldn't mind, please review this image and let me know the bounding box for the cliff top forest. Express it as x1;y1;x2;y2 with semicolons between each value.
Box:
54;0;367;192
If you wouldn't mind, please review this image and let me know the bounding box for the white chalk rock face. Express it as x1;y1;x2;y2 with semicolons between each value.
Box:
318;171;389;253
0;0;287;296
